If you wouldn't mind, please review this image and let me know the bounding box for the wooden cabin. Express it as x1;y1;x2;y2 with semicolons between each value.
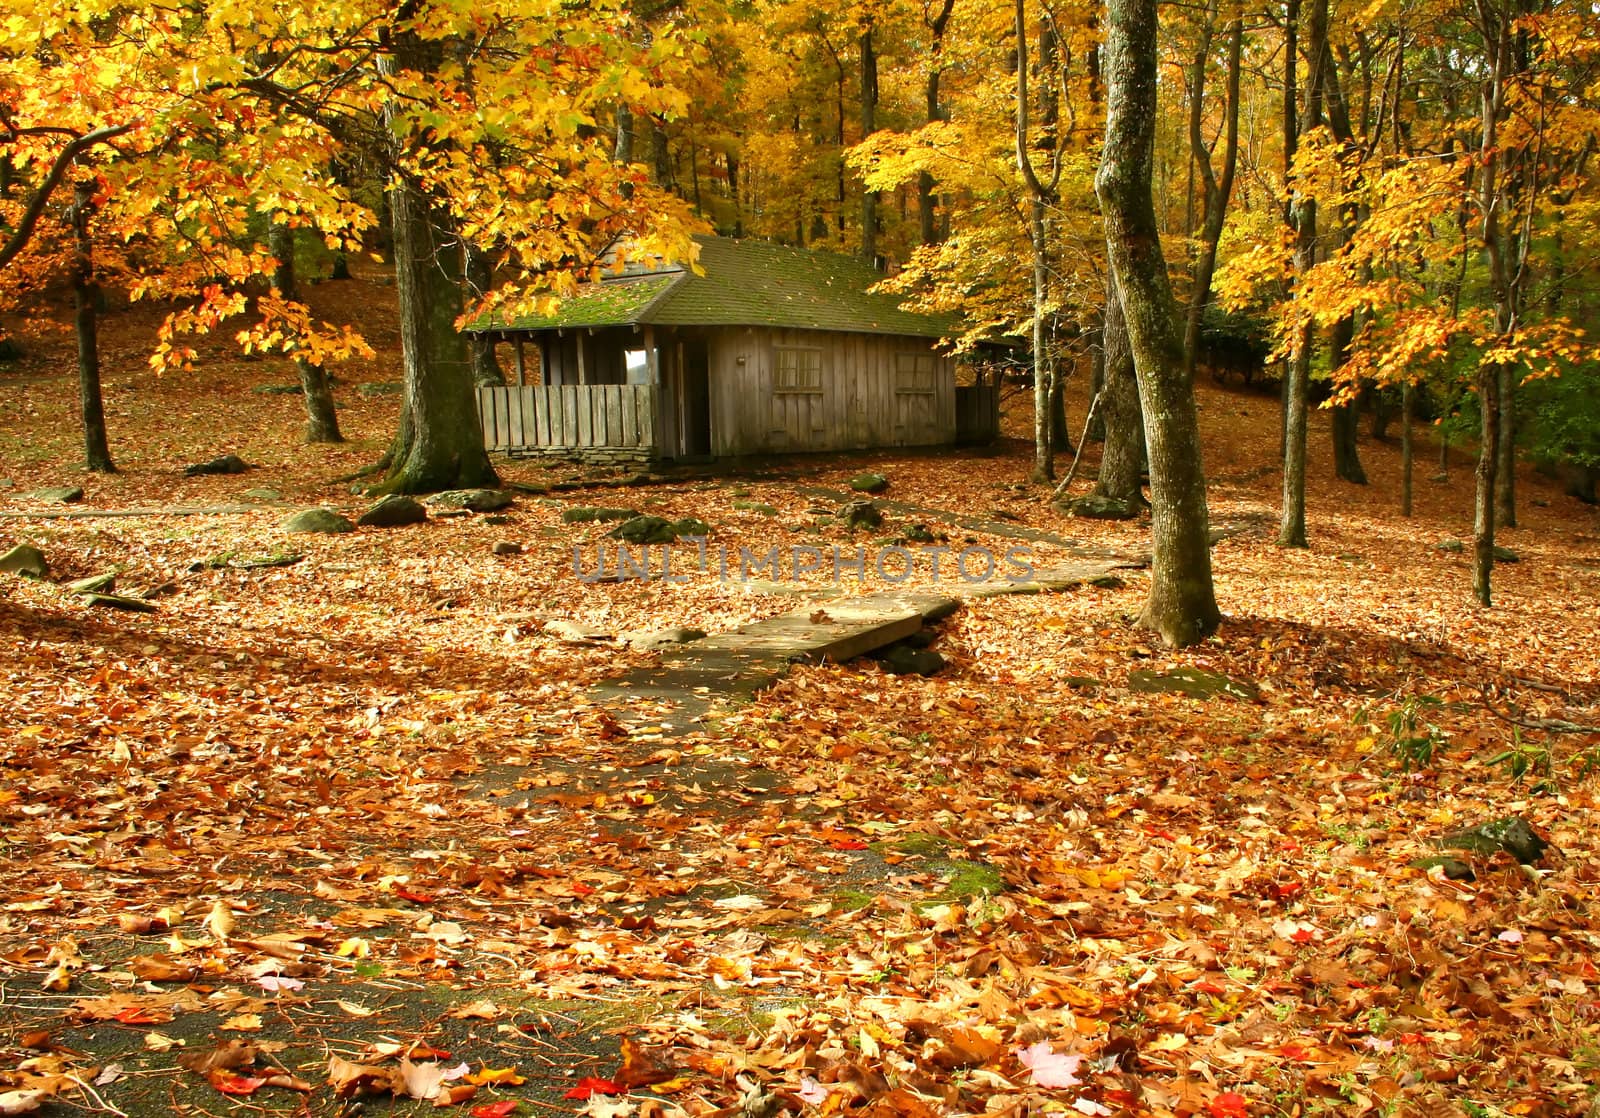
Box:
469;236;998;465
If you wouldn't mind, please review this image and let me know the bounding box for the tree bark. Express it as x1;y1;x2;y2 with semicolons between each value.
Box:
918;0;954;247
1098;0;1220;646
859;26;880;264
1495;364;1516;527
1473;363;1500;605
270;223;344;443
1014;0;1062;484
1096;268;1147;506
463;243;505;387
71;182;114;473
1328;316;1366;484
1400;379;1414;517
1182;5;1242;379
377;34;497;495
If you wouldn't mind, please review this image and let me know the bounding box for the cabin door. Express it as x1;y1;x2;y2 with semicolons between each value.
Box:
674;339;712;459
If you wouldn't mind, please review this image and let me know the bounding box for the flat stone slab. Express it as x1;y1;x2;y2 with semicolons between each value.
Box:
691;591;958;667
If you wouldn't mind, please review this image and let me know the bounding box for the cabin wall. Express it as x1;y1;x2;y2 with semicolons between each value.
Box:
707;328;955;456
539;329;643;387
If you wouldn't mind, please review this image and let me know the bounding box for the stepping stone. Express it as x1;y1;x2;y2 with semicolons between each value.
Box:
65;573;116;594
80;592;157;613
357;495;427;527
1128;667;1259;701
282;508;354;534
491;541;522;555
838;500;883;530
876;644;946;676
28;486;82;504
546;620;613;644
0;544;48;578
1438;816;1550;864
183;454;250;476
849;472;890;494
1065;493;1138;520
561;506;639;523
241;488;281;502
625;627;707;652
1436;539;1465;553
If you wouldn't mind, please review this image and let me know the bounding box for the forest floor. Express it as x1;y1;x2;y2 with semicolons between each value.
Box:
2;270;1599;1118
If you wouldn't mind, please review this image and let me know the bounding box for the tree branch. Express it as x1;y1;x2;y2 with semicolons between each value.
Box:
0;123;132;272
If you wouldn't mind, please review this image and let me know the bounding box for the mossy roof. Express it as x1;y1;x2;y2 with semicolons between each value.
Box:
480;236;955;339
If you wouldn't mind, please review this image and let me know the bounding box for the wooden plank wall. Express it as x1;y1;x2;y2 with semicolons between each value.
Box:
955;383;1001;443
708;328;957;456
478;385;657;451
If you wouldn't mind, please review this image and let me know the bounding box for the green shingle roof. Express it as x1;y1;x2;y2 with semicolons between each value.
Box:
480;236;954;339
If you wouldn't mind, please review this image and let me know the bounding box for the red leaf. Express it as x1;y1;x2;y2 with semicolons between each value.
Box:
392;886;434;904
1208;1091;1250;1118
563;1077;624;1100
209;1073;266;1096
471;1102;519;1118
112;1008;162;1024
829;839;869;851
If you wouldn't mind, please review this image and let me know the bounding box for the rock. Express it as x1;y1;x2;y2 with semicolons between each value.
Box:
545;619;612;643
65;573;116;594
252;383;302;396
897;522;945;544
140;582;178;599
609;516;680;545
241;487;281;502
733;501;780;515
626;626;708;652
1435;539;1465;553
429;488;514;513
0;544;49;578
27;486;83;504
1409;854;1476;881
561;506;640;523
1128;667;1259;701
80;592;157;613
877;644;946;676
849;472;890;494
1066;493;1138;520
1493;545;1520;563
1439;816;1551;864
357;381;402;396
358;495;427;527
672;517;712;539
282;507;355;534
491;541;522;556
183;453;250;476
1064;675;1101;693
838;500;883;531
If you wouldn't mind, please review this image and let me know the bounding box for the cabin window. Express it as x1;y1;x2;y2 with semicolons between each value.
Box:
774;346;823;393
895;352;937;394
624;348;651;385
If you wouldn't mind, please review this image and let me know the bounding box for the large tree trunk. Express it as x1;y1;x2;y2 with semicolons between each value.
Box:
1400;379;1414;517
1095;268;1147;507
1027;211;1055;484
1473;363;1500;605
377;35;497;495
72;183;114;473
1098;0;1220;646
270;223;344;443
917;0;955;246
1329;314;1367;483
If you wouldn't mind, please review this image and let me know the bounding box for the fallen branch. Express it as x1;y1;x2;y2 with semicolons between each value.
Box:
1050;390;1102;503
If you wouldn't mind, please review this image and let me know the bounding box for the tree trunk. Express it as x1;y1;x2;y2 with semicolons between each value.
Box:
859;27;879;264
377;38;497;495
1473;363;1500;606
918;0;954;248
71;183;114;473
1328;315;1367;483
1096;268;1147;506
1027;211;1054;483
1279;322;1311;547
1495;363;1516;527
1400;379;1414;517
1050;360;1073;454
270;223;344;443
1182;7;1242;378
1098;0;1220;646
463;244;505;387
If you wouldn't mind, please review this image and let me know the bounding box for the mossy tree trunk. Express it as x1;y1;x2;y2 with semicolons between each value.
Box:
1097;0;1220;646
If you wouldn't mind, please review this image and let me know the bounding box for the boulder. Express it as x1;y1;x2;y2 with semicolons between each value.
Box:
672;517;712;539
1493;545;1520;563
428;488;514;513
183;453;250;477
1435;539;1465;553
609;516;680;545
0;544;49;578
733;501;780;516
357;494;427;527
849;472;890;494
282;508;355;534
241;487;281;502
838;500;883;531
897;522;945;544
1439;816;1551;864
877;644;946;676
1066;493;1138;520
491;541;522;556
27;486;83;504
